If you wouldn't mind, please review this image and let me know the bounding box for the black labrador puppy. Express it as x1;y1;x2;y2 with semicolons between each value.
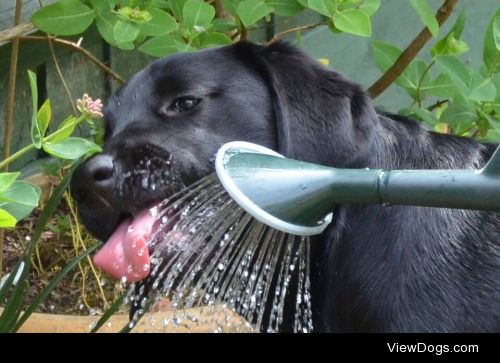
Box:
71;41;500;332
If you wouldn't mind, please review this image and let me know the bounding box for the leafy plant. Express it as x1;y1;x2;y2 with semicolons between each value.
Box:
31;0;386;57
0;72;102;229
372;9;500;140
0;165;101;332
0;69;105;330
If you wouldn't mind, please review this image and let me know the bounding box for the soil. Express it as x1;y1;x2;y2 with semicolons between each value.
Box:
1;207;123;316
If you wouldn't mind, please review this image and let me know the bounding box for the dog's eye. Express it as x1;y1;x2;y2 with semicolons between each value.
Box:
170;96;201;113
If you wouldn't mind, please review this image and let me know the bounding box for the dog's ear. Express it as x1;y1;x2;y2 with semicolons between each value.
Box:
232;41;379;167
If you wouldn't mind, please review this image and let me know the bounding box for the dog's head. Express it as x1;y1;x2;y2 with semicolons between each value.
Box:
71;41;378;282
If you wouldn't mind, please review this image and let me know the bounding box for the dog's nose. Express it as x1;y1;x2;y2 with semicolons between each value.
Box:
87;154;114;182
71;154;116;203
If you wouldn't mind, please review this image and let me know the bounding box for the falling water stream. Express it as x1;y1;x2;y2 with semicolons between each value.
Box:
126;174;314;333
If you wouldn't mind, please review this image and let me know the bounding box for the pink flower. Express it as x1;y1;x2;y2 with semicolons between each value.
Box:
77;94;104;118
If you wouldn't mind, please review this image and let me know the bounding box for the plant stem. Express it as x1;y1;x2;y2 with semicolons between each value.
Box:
20;36;126;84
0;115;86;170
368;0;458;98
0;145;36;171
415;60;435;107
267;22;326;45
44;115;86;143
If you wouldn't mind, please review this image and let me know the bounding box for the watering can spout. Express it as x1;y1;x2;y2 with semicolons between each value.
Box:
215;142;500;236
215;142;379;235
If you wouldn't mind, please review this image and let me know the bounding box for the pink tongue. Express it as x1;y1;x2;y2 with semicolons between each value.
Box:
93;207;158;282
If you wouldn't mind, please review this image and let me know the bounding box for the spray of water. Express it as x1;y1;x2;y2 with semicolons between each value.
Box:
126;174;313;333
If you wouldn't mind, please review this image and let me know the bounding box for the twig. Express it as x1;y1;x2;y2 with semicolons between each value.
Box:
368;0;458;98
0;22;36;45
1;0;24;278
415;60;435;107
427;99;449;111
36;0;77;114
20;35;126;84
267;22;326;45
47;37;78;114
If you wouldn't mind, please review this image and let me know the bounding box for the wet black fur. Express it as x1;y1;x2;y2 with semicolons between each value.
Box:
71;41;500;332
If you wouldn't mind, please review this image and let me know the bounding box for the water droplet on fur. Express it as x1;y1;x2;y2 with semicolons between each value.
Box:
150;206;159;217
121;276;128;284
141;178;149;189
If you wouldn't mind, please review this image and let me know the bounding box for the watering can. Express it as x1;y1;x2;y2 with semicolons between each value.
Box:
215;141;500;236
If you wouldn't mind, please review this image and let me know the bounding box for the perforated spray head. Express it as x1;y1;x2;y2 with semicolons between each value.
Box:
215;142;333;236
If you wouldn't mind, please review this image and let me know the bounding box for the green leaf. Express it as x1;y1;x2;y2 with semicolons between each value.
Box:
333;9;371;37
359;0;380;17
14;242;101;331
306;0;334;17
267;0;304;17
198;32;233;48
114;20;140;44
409;0;438;37
31;0;95;36
118;6;152;23
0;181;41;222
0;181;41;208
90;292;127;332
398;59;430;99
440;104;477;125
96;12;119;45
484;9;500;75
431;10;468;57
89;0;115;14
139;7;178;36
42;137;102;160
0;209;16;228
421;73;456;98
371;41;428;97
138;34;184;56
51;116;78;143
399;107;439;126
1;164;80;332
28;70;42;149
212;18;238;32
469;72;496;102
37;99;51;137
0;173;20;193
371;41;400;71
238;0;273;28
183;0;215;30
221;0;239;16
168;0;187;20
435;55;471;95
